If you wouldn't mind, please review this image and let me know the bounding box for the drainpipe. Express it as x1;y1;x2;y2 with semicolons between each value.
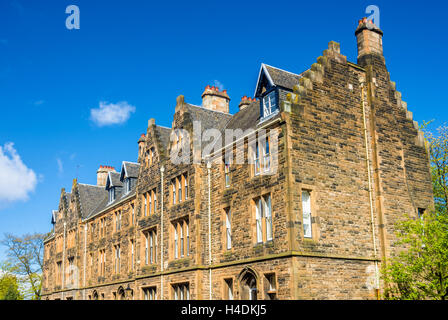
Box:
160;165;165;300
62;222;66;300
207;161;212;300
83;223;87;300
360;84;380;298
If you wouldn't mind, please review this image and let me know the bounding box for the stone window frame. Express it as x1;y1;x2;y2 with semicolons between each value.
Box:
250;133;272;178
263;272;277;300
222;207;233;251
170;173;189;207
142;227;158;266
113;244;121;274
251;193;274;244
170;216;190;260
142;286;157;300
299;185;320;241
171;282;190;300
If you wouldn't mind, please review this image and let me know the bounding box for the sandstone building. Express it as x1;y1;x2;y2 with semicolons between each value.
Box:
41;18;433;300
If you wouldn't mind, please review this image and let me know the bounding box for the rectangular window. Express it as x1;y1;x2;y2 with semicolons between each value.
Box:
172;283;189;300
174;225;178;259
172;218;189;259
149;192;152;215
130;240;134;271
225;163;231;187
131;203;135;225
254;194;273;243
302;190;312;238
262;90;277;118
145;229;157;264
254;141;261;176
145;233;149;265
264;195;273;241
172;180;176;205
109;188;115;203
143;194;147;217
114;245;120;273
265;273;277;300
184;174;188;200
225;208;232;250
153;190;157;213
178;177;182;203
186;223;189;256
255;198;263;243
143;287;157;300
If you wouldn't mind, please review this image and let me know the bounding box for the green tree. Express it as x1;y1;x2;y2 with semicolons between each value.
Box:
1;233;47;300
0;273;23;300
382;124;448;300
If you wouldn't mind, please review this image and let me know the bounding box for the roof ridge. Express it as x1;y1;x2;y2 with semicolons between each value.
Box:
187;103;233;116
123;161;140;165
262;63;303;77
77;183;103;188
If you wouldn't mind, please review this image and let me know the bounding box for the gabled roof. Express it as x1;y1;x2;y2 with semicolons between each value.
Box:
85;173;137;220
254;63;303;97
120;161;140;181
105;171;123;189
225;100;261;131
184;103;232;132
76;183;108;219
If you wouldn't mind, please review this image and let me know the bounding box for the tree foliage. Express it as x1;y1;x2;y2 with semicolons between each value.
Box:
1;233;46;300
382;124;448;300
0;272;23;300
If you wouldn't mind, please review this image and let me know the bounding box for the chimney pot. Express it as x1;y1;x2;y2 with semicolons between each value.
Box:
201;84;230;113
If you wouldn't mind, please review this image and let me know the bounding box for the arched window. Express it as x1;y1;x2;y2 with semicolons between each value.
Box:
239;269;258;300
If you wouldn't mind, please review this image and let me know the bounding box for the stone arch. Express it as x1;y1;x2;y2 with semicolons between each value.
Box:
238;267;259;300
92;290;99;300
117;286;126;300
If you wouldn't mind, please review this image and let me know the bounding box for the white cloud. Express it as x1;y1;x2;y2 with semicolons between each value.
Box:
90;101;136;127
56;158;63;175
0;142;38;204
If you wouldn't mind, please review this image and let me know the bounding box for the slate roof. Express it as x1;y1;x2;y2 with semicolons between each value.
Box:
185;103;232;132
76;183;108;219
106;171;123;189
262;64;303;90
120;161;140;180
225;101;261;131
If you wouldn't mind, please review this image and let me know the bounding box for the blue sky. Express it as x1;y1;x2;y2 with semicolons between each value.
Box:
0;0;446;261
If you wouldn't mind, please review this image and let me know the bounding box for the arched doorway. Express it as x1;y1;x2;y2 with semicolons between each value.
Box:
92;290;99;300
239;268;258;300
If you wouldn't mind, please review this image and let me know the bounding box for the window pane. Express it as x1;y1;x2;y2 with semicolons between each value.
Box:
302;191;312;238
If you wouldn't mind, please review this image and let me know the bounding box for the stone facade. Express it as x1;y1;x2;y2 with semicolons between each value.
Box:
41;18;433;300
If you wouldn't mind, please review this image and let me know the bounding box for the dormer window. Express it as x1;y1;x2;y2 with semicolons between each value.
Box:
262;90;278;118
109;187;116;203
125;178;131;194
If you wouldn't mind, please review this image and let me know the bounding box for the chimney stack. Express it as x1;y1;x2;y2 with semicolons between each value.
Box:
355;17;384;62
238;96;255;111
97;165;115;187
201;85;230;113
